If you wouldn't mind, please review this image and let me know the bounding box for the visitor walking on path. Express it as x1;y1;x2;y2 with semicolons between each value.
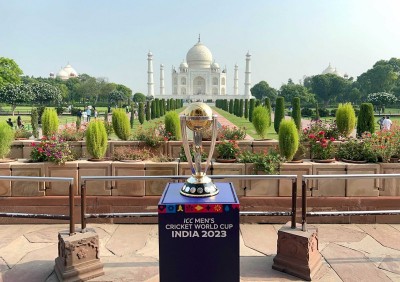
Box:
382;116;392;130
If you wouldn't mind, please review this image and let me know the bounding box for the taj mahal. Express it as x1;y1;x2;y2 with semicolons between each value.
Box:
146;36;253;101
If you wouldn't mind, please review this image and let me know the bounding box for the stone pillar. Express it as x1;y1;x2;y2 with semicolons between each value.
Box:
234;64;239;96
244;52;252;99
272;223;322;281
160;64;165;95
55;229;104;282
147;52;154;98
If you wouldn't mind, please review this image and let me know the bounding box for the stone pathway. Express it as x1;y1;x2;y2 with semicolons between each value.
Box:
1;223;400;281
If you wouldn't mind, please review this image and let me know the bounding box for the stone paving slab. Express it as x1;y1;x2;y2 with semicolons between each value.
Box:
380;255;400;275
240;224;278;255
358;224;400;250
322;242;392;281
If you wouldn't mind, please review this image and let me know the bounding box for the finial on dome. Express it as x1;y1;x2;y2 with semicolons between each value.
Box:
198;34;201;43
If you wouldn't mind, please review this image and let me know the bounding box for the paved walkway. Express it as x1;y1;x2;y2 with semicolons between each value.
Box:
1;223;400;281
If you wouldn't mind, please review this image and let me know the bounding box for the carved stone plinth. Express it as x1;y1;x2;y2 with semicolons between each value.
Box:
55;229;104;282
272;224;322;281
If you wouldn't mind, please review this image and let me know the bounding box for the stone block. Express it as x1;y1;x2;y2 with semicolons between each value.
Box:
380;163;400;196
11;162;45;196
22;140;36;159
0;162;11;196
167;140;184;159
279;161;312;197
111;162;145;196
311;162;346;196
272;224;322;281
68;141;82;160
252;140;278;154
55;229;104;282
345;163;380;196
244;163;279;196
45;162;79;196
81;141;111;159
145;161;178;195
78;161;112;195
211;161;246;196
9;141;24;159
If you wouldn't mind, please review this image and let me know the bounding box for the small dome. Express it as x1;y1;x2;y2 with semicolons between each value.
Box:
180;60;188;68
211;61;220;69
186;41;213;68
333;68;342;77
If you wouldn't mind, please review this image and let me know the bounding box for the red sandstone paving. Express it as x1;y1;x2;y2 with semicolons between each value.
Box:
358;224;400;251
105;225;153;257
316;224;367;243
322;243;391;282
240;224;278;256
380;255;400;275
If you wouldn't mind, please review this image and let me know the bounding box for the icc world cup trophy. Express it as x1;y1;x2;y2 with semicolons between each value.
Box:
180;102;218;197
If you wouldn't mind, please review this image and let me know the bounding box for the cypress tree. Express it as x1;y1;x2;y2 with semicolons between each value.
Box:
357;103;375;136
279;119;299;161
154;98;160;118
166;99;170;111
292;97;301;130
130;103;134;129
139;102;145;124
239;99;244;117
229;100;234;114
151;100;156;119
336;103;356;137
274;97;285;134
244;99;249;119
146;101;151;121
234;99;239;116
249;99;255;122
315;102;320;120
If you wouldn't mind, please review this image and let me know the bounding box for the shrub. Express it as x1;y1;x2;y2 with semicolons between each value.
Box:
112;146;151;161
238;149;284;174
0;121;14;159
112;108;131;140
41;108;59;137
278;119;299;161
58;123;86;141
315;103;320;120
318;107;330;117
14;128;32;139
56;106;64;116
130;104;135;129
292;97;301;130
146;101;151;121
216;140;240;160
31;107;39;138
336;103;356;137
336;138;377;162
138;102;145;124
252;106;270;139
179;144;207;162
134;122;164;148
218;125;247;140
86;120;108;159
244;99;249;119
164;111;181;141
239;99;244;117
301;107;313;117
229;100;234;114
274;97;285;133
357;103;375;136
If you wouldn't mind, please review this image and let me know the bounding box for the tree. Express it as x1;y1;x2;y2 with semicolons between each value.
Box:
280;80;315;103
336;103;356;137
138;102;145;124
264;97;272;127
133;92;146;103
248;99;255;122
252;106;270;139
108;90;125;107
357;103;375;136
274;97;285;134
116;84;132;103
367;92;397;112
31;82;62;105
357;61;398;94
146;101;151;121
292;97;301;130
229;100;234;114
250;81;277;101
0;83;33;115
0;57;23;88
244;99;249;119
278;119;299;161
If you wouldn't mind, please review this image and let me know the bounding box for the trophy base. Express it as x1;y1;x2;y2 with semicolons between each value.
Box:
180;175;219;197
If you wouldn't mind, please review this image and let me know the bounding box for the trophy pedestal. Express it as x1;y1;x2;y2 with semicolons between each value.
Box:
158;182;240;282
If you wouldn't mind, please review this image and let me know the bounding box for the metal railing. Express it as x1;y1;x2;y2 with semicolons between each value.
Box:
80;174;298;232
0;176;75;235
302;173;400;231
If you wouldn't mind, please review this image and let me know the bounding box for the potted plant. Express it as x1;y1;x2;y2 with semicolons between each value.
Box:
336;138;377;163
112;146;151;162
308;131;337;162
215;140;240;162
14;127;32;140
30;136;76;165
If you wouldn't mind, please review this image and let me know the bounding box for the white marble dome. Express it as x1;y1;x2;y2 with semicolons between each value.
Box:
56;64;78;80
322;63;335;75
211;61;220;69
186;41;213;68
180;60;188;68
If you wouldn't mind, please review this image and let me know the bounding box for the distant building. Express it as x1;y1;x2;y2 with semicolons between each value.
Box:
322;63;348;79
50;63;78;80
147;36;253;101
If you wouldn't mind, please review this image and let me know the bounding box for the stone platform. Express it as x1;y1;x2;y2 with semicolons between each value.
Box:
1;223;400;281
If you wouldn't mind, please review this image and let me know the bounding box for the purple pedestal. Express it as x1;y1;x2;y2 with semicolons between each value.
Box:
158;182;240;282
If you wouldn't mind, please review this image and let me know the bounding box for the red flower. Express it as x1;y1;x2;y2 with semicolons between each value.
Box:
330;137;335;141
318;131;325;136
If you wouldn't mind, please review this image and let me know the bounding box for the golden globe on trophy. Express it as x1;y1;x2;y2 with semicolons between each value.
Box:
180;102;218;197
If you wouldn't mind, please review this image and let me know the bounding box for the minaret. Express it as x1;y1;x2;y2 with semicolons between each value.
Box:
147;51;154;98
234;64;239;96
244;52;252;98
160;64;165;95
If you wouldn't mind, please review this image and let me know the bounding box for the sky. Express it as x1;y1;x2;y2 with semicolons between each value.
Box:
1;0;400;95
